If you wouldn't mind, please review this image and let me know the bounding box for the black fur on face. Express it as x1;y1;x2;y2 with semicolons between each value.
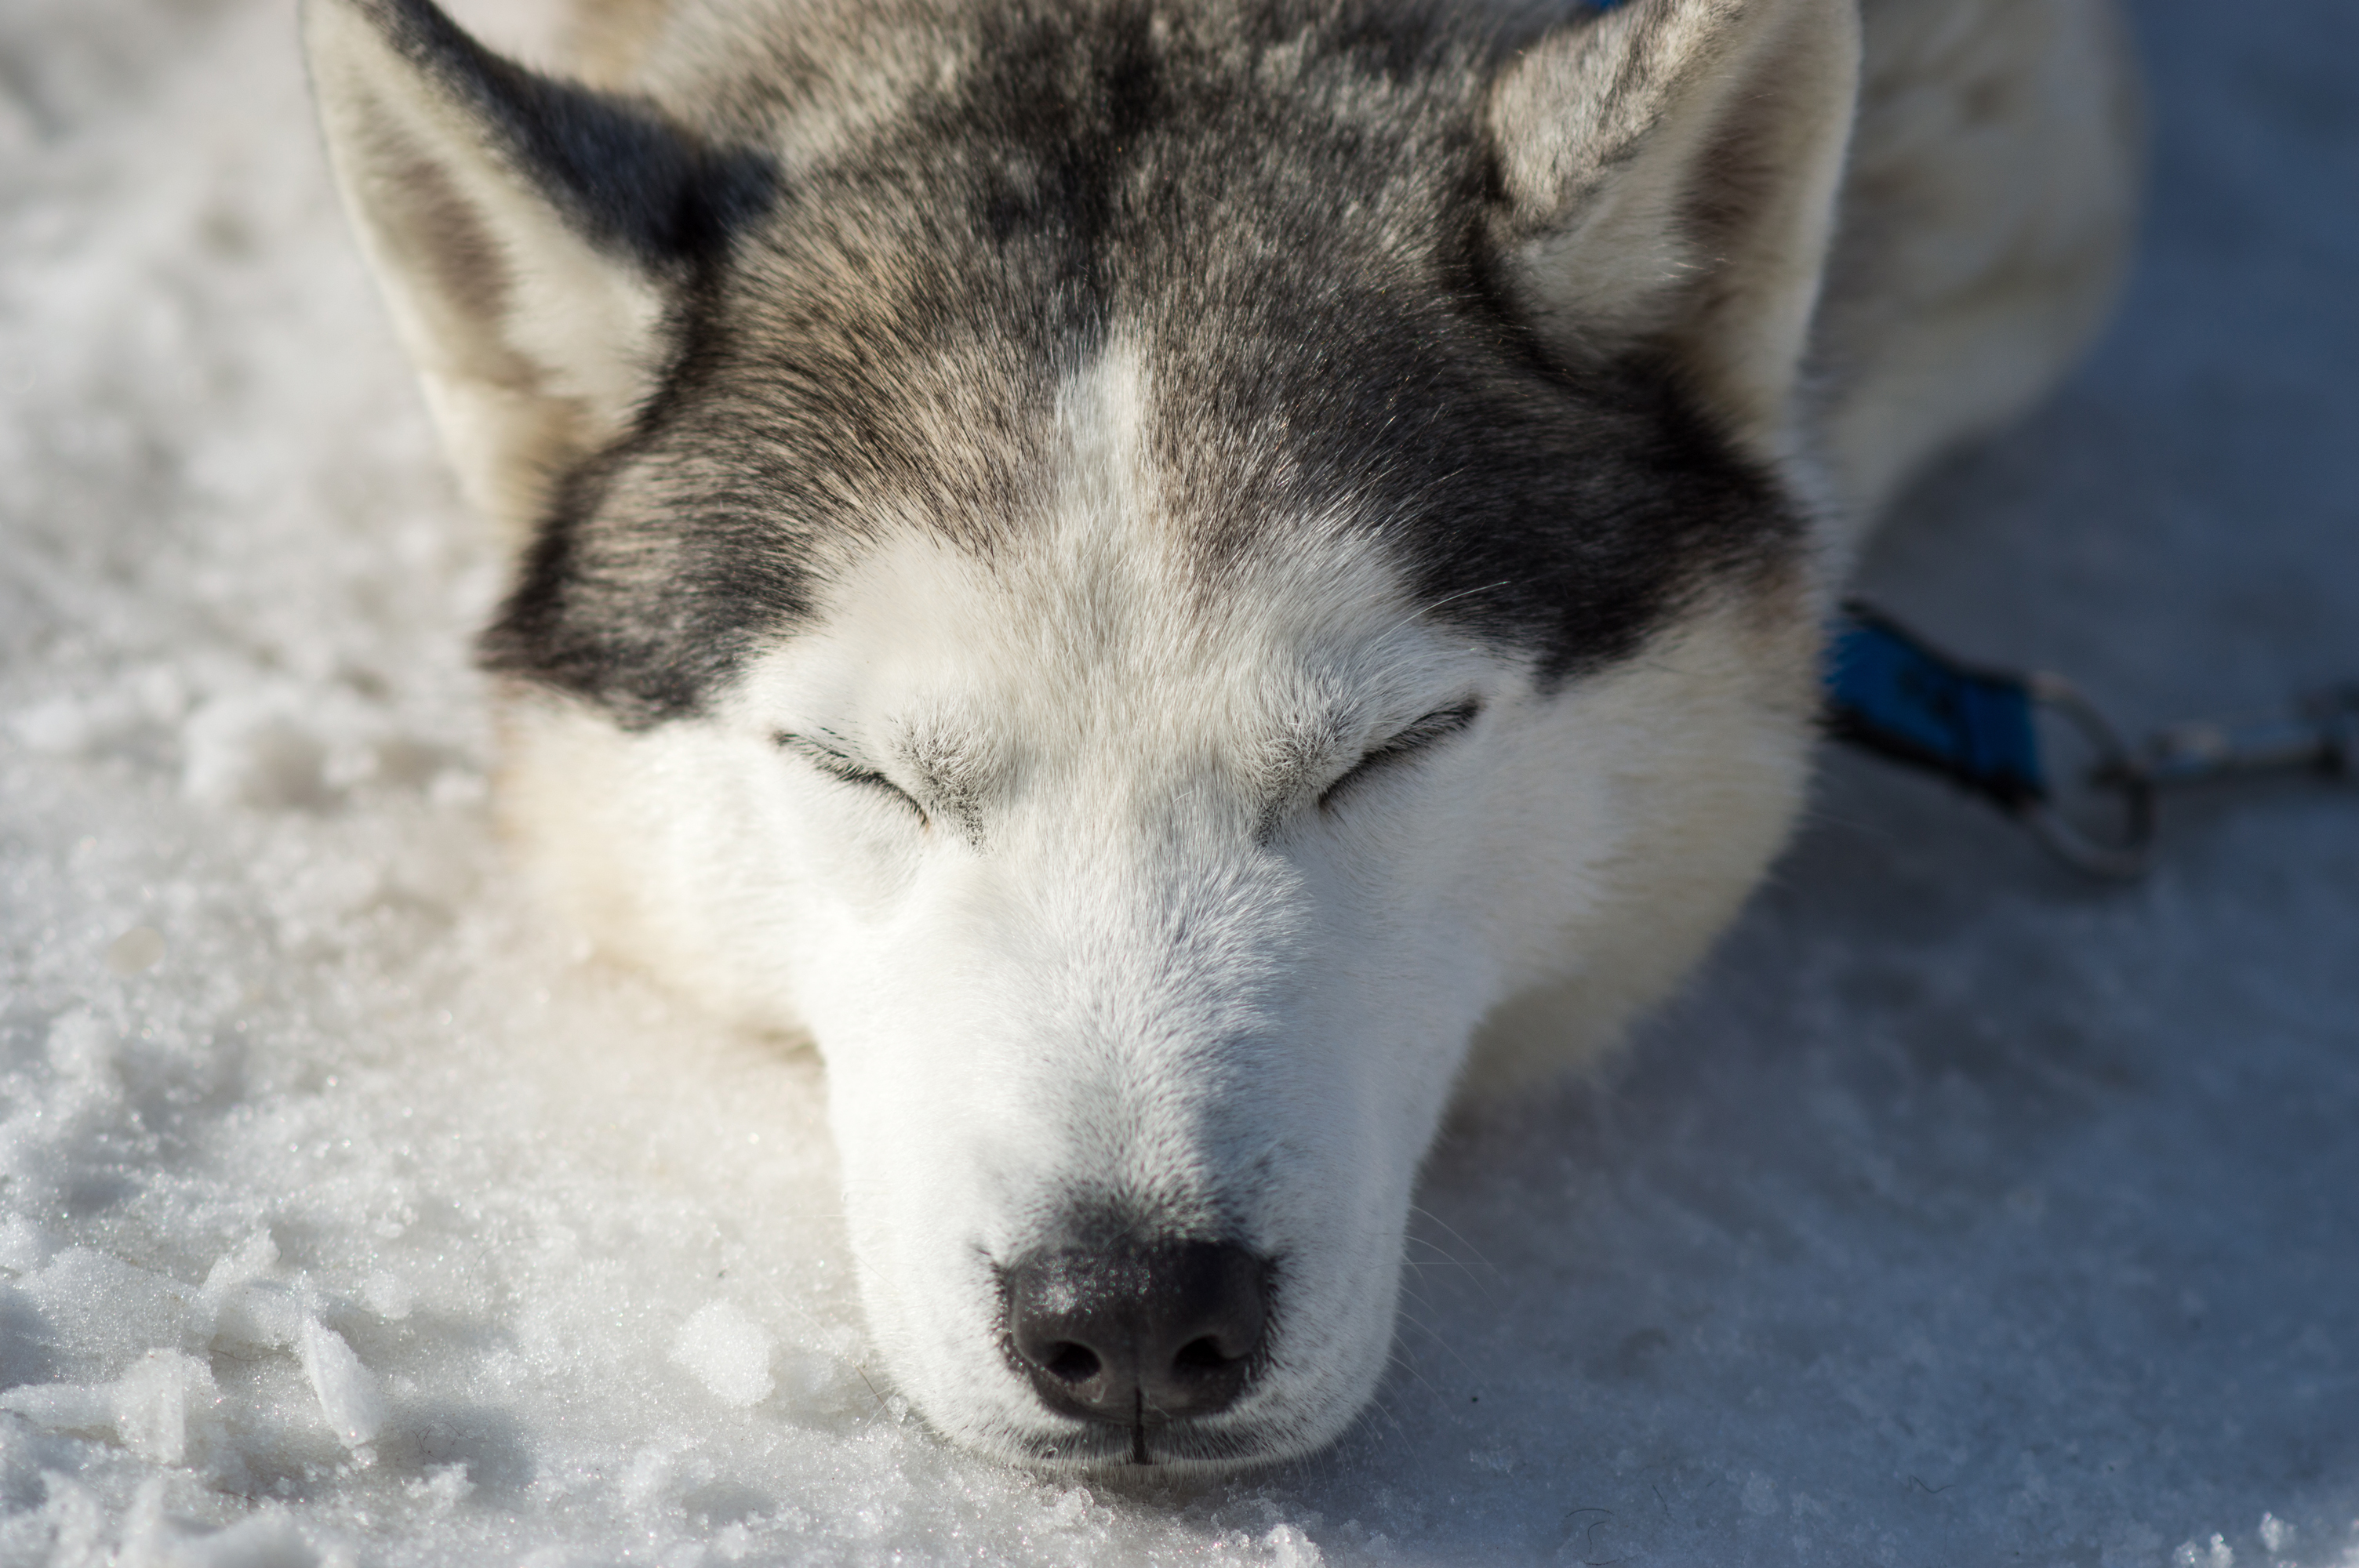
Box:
478;0;1807;725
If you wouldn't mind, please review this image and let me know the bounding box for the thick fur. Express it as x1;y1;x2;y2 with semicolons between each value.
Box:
304;0;2138;1471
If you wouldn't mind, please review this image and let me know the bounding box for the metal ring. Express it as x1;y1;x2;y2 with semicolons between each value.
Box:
2016;672;2157;879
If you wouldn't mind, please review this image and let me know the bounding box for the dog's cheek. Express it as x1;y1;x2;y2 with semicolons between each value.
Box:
494;699;798;1017
813;1016;1029;1431
1288;750;1530;1091
767;789;931;924
632;733;925;1021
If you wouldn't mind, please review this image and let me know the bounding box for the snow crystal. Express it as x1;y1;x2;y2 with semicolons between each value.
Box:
360;1271;413;1323
2179;1536;2237;1568
125;1487;323;1568
180;692;333;812
2;0;2354;1561
1263;1523;1325;1567
669;1301;776;1410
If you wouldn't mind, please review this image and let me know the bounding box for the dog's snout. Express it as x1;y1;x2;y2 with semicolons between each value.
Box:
1005;1240;1269;1429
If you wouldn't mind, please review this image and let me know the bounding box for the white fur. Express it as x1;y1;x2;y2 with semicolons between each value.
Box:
493;345;1818;1464
310;0;2137;1471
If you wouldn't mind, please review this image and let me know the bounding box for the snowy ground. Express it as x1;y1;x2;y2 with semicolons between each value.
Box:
2;0;2355;1563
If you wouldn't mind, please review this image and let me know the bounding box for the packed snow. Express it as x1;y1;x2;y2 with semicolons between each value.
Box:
2;0;2356;1562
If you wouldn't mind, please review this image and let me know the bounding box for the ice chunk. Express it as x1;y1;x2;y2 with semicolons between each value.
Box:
198;1237;385;1454
111;1348;226;1468
0;1352;227;1473
297;1318;384;1450
669;1301;775;1408
198;1230;279;1299
204;1279;304;1348
200;1233;305;1350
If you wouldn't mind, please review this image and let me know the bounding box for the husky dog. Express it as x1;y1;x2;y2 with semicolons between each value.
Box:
304;0;2137;1470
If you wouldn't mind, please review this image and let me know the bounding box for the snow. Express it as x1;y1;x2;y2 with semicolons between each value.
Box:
0;0;2354;1562
670;1305;776;1412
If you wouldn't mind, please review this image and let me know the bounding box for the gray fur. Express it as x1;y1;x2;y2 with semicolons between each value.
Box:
363;0;1811;720
304;0;2138;1471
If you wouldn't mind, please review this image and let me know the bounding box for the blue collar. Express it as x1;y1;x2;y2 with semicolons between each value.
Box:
1823;603;2048;810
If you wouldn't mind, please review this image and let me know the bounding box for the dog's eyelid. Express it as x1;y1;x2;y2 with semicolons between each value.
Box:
1359;696;1482;760
773;729;867;771
773;730;931;824
1314;696;1483;812
1392;698;1482;746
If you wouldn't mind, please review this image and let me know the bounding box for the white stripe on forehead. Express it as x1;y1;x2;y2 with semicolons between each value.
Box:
1032;336;1448;689
1052;338;1149;561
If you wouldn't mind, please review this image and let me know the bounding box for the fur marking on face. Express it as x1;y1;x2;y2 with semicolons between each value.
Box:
307;0;2140;1470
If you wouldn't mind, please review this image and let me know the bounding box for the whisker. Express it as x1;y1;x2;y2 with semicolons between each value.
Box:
1376;577;1518;645
1390;1308;1481;1384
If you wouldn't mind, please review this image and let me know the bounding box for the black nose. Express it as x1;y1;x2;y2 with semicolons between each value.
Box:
1004;1240;1270;1428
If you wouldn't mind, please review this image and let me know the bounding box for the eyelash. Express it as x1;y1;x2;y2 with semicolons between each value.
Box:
1316;699;1482;813
774;733;929;825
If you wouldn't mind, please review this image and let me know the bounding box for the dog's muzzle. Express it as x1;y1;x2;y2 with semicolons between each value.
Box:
1002;1236;1270;1455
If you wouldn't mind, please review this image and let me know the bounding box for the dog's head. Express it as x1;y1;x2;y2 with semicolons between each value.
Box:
306;0;1856;1470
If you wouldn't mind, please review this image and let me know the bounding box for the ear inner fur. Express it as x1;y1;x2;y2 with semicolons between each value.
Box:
301;0;775;529
1485;0;1863;465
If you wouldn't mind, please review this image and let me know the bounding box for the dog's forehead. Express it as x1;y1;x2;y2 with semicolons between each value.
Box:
732;341;1463;746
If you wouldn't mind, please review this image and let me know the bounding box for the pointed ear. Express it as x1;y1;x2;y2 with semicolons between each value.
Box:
301;0;772;527
1487;0;1860;461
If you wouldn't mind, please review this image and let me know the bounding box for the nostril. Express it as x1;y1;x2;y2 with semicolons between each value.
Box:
1043;1343;1101;1385
1170;1334;1231;1376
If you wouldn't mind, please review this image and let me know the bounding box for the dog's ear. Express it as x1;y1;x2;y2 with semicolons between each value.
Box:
1487;0;1859;460
302;0;772;526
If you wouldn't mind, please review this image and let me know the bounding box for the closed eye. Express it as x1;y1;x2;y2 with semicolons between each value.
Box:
775;731;929;826
1317;699;1483;813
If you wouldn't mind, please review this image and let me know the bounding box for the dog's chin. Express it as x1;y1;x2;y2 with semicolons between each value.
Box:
908;1363;1372;1478
954;1409;1347;1479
